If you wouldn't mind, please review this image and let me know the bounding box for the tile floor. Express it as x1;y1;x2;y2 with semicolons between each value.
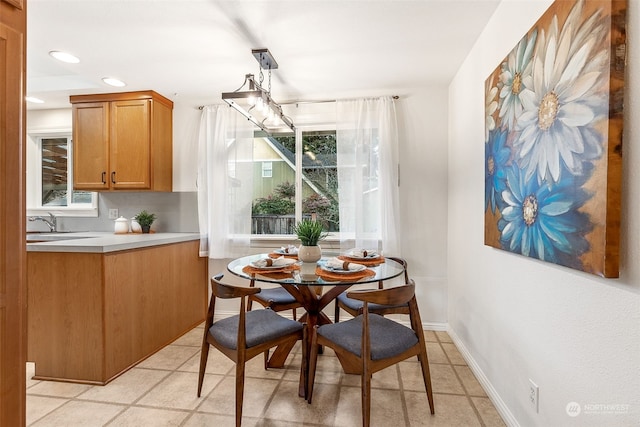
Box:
26;324;506;426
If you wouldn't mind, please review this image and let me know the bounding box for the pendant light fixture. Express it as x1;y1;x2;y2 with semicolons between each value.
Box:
222;49;295;133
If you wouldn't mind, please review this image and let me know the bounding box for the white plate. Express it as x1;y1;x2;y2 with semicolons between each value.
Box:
320;263;366;274
273;249;298;255
250;261;293;270
344;251;380;260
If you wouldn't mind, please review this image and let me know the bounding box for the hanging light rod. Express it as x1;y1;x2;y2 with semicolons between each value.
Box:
221;48;295;134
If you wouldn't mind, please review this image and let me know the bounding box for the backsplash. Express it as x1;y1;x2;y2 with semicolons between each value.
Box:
27;192;199;233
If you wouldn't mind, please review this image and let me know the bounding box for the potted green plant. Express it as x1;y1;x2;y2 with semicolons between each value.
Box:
134;210;157;233
293;219;328;262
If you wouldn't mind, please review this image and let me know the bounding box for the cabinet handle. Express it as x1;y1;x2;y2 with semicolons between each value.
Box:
101;171;106;184
111;171;116;184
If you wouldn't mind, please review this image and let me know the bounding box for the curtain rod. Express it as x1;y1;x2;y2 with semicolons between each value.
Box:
198;95;399;110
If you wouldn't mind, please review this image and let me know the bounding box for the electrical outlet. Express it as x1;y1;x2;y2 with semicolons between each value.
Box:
108;208;119;219
529;379;539;413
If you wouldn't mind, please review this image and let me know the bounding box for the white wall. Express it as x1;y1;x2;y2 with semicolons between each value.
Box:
448;1;639;426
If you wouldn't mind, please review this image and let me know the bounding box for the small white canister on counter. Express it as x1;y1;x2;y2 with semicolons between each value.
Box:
130;218;142;233
114;216;129;234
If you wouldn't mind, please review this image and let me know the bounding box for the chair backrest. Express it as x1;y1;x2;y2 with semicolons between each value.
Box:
347;279;415;307
211;273;260;299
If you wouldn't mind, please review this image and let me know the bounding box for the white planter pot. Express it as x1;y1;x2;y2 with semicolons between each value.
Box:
298;245;322;263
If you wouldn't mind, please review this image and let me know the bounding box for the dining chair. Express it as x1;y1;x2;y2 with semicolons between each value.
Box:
198;274;307;426
308;280;435;426
334;256;410;322
247;278;301;320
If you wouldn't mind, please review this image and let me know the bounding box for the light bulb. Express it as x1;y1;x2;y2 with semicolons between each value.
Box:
248;95;256;106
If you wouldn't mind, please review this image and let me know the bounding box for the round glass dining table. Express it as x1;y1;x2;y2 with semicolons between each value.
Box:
227;253;406;397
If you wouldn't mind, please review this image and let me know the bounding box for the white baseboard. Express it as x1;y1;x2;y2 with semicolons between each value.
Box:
447;328;520;427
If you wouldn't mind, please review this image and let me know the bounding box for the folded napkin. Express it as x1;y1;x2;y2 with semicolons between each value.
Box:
325;257;364;271
280;245;299;254
252;256;297;268
348;248;378;258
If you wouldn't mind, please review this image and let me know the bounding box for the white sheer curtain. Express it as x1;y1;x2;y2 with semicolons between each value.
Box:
197;105;254;259
337;97;401;255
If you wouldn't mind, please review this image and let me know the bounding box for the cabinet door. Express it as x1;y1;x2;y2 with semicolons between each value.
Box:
110;99;151;189
73;102;110;190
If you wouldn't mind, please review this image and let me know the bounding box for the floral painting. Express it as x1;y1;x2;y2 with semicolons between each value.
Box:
484;0;626;278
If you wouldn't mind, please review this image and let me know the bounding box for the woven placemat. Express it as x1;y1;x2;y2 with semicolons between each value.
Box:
314;266;376;282
242;264;300;280
268;252;299;259
337;255;385;267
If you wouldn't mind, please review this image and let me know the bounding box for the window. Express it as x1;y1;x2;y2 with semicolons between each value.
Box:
252;130;339;235
261;161;273;178
27;133;97;216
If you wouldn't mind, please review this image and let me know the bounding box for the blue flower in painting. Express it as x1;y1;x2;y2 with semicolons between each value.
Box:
498;165;592;269
485;129;511;213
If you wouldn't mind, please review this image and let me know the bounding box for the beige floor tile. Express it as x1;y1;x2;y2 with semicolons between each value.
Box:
441;342;466;365
424;330;439;342
243;355;287;380
30;401;125;427
197;376;279;418
77;367;170;404
171;326;205;347
335;386;405;427
136;344;200;370
107;406;189;426
471;397;506;427
267;380;339;425
435;331;453;343
406;392;480;427
454;365;486;397
26;395;68;426
184;412;259;427
178;348;235;374
402;363;464;395
425;341;448;364
27;380;93;399
138;371;221;410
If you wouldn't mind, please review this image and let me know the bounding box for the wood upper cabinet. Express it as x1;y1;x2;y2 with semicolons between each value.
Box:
70;90;173;191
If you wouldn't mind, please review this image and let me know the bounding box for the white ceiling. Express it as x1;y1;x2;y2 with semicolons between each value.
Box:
26;0;501;111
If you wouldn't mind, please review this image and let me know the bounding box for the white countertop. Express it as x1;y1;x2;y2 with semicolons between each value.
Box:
26;232;201;253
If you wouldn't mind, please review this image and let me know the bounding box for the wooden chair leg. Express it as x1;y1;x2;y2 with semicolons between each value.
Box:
197;341;210;397
362;373;372;427
235;361;245;427
307;328;320;404
418;351;435;414
334;302;341;322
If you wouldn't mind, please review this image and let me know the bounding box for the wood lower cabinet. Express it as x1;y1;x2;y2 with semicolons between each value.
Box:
71;90;173;191
27;240;207;384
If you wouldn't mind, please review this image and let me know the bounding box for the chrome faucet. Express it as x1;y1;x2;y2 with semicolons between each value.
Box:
28;212;57;232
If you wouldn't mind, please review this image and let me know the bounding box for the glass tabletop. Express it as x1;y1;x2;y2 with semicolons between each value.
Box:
227;252;405;286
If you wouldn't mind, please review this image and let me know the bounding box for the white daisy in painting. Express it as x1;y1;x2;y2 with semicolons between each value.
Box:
499;29;537;131
485;73;498;142
514;0;609;183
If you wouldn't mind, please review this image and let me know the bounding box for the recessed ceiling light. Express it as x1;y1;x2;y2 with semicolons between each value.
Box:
102;77;126;87
49;50;80;64
25;96;45;104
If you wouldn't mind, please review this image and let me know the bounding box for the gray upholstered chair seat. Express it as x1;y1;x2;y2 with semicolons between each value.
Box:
317;313;418;361
210;309;303;350
253;287;298;305
336;291;408;313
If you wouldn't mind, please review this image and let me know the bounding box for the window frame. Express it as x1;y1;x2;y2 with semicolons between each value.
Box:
250;125;340;243
27;131;98;217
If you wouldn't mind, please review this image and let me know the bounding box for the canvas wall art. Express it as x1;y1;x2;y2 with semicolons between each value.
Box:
484;0;626;278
